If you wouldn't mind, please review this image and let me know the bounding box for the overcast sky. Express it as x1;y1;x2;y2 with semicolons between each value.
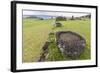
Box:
23;10;90;17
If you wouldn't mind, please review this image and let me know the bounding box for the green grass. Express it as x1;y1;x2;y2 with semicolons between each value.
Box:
23;18;91;62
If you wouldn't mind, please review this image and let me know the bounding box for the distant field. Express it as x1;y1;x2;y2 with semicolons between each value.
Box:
22;18;91;62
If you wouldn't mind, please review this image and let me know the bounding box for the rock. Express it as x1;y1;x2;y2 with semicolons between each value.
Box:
38;42;49;62
42;42;49;51
54;22;62;27
38;53;46;62
56;31;86;59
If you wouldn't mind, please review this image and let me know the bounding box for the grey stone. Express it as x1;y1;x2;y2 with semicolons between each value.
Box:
56;31;86;59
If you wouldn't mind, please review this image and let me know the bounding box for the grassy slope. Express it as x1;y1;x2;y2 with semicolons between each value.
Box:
23;18;91;62
23;19;52;62
47;19;91;61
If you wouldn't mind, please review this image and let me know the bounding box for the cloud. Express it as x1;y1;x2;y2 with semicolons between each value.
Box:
23;10;90;17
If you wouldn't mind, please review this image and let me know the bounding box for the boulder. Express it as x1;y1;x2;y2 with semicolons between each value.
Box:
56;31;86;59
54;22;62;27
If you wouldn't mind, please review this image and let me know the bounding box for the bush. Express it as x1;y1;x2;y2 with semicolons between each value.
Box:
56;16;66;21
55;22;62;27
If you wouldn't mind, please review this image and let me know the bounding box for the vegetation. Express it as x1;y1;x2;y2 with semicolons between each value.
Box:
56;16;66;21
23;18;91;62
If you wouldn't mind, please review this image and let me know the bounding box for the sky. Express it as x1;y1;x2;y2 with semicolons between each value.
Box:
23;10;90;18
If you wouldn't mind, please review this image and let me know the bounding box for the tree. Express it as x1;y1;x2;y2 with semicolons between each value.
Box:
71;15;74;20
56;16;66;21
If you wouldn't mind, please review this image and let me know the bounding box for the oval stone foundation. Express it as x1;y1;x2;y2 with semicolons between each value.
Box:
56;31;86;59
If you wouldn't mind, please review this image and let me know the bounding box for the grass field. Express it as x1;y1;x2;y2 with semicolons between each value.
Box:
22;18;91;62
